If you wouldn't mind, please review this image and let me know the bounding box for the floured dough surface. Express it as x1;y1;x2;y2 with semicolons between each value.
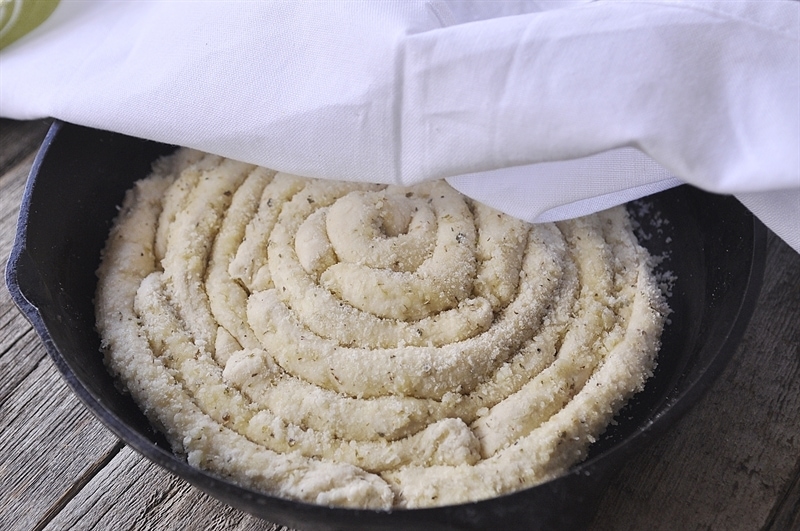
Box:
96;148;668;509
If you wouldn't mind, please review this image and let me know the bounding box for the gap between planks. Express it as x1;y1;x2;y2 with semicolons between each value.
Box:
0;356;121;531
41;445;289;531
764;452;800;531
31;441;125;531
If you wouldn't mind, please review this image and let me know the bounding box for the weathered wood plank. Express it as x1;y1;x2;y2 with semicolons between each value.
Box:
0;118;51;175
0;328;47;406
767;466;800;531
0;159;28;238
0;294;33;358
589;233;800;531
1;127;48;358
42;446;288;531
0;353;120;531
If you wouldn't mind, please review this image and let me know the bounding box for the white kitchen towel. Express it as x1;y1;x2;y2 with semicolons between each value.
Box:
1;0;798;251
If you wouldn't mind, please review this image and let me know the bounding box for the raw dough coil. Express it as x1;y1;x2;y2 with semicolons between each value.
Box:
96;148;667;510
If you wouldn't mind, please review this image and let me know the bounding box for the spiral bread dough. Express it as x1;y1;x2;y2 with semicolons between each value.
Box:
96;148;668;509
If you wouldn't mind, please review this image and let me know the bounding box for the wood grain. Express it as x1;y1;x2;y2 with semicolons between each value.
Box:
0;122;49;359
0;357;120;531
42;446;286;531
0;153;35;351
0;118;798;531
0;118;50;175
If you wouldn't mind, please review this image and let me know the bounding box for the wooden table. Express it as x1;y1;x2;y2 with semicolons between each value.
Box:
1;117;798;531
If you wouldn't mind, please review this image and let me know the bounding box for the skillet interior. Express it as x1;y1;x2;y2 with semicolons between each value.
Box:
5;121;766;531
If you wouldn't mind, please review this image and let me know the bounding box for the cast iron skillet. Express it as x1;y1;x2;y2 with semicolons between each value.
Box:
5;121;767;531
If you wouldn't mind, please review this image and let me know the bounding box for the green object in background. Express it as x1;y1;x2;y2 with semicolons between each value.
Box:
0;0;60;50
